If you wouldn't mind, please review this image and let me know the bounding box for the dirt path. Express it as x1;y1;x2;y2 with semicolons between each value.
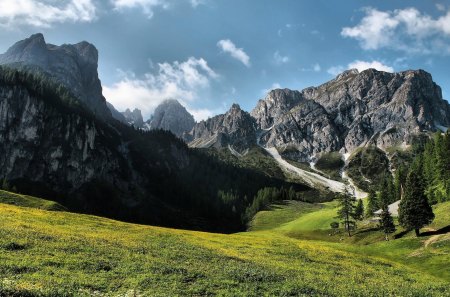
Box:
424;235;441;248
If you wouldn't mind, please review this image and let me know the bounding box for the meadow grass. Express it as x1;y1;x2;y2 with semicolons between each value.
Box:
0;197;448;296
0;190;65;211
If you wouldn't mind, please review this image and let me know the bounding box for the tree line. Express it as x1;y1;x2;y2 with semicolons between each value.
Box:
337;131;449;239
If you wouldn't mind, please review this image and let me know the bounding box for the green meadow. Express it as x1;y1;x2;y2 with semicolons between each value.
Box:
0;192;449;296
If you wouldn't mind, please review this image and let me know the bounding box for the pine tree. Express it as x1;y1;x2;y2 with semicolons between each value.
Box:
366;189;378;217
336;187;356;236
398;169;435;236
354;199;364;221
379;207;396;241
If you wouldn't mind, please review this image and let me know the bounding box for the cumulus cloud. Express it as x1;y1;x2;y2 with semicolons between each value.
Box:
103;57;218;121
261;82;281;95
273;51;289;64
0;0;96;28
348;60;394;72
111;0;170;17
327;60;393;76
341;7;450;54
217;39;251;67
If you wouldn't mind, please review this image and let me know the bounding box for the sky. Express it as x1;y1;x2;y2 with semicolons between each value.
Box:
1;0;450;121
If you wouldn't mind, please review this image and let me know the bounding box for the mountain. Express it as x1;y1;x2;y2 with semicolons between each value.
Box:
0;33;112;120
189;68;450;163
122;108;145;128
148;99;195;137
185;104;257;153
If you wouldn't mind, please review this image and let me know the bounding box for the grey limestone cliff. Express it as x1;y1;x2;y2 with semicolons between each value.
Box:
0;33;112;120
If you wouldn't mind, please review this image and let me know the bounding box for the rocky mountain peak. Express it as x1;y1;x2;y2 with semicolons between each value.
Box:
0;33;111;120
250;88;303;129
148;99;195;137
186;104;256;152
122;108;144;128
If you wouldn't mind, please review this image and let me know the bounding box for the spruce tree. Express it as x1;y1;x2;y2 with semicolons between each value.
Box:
398;169;435;236
354;199;364;221
379;208;396;241
366;189;378;217
336;187;356;236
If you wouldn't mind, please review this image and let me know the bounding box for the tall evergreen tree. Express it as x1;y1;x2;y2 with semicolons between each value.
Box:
398;169;435;236
336;187;356;236
379;207;396;241
366;189;378;217
354;199;364;221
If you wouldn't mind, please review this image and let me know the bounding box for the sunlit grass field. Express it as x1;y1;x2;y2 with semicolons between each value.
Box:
0;192;449;296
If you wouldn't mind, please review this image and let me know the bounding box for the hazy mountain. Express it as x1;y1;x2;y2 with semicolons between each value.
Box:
148;99;195;137
122;108;145;128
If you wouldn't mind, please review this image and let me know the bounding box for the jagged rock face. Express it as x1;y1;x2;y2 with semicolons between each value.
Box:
122;108;144;128
300;69;450;153
261;99;341;161
186;104;256;152
0;78;195;225
0;84;124;194
248;69;450;161
148;99;195;136
250;88;303;129
0;33;112;120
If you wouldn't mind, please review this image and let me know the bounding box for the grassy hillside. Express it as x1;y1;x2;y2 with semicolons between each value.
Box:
251;199;450;281
0;201;448;296
0;189;66;211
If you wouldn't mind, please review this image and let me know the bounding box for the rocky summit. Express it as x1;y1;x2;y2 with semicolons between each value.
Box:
189;68;450;161
122;108;145;128
185;103;256;153
0;33;112;120
148;99;195;137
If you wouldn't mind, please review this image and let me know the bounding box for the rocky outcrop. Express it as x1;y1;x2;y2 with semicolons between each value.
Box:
0;33;112;120
186;104;256;152
251;88;303;129
252;69;450;161
148;99;195;136
122;108;144;128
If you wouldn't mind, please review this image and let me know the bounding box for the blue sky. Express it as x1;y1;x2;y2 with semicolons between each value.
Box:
1;0;450;121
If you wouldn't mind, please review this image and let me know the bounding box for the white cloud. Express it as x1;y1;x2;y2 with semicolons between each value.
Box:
217;39;250;67
327;66;345;76
273;51;289;64
262;82;281;95
327;60;393;76
341;7;450;54
0;0;96;28
103;57;218;121
187;107;216;121
111;0;169;18
348;60;394;72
